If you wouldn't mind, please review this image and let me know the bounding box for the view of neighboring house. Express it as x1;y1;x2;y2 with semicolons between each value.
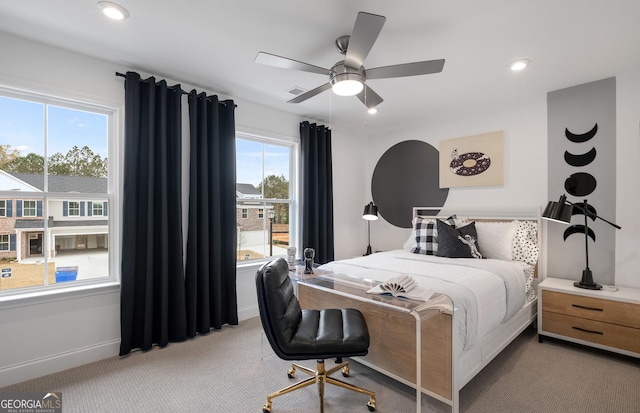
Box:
0;170;108;262
236;183;267;231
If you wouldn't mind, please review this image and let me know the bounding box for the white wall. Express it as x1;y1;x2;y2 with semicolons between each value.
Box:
0;32;314;387
2;30;639;388
359;73;640;289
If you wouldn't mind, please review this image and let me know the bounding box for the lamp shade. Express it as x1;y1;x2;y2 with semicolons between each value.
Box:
542;194;573;224
362;202;378;221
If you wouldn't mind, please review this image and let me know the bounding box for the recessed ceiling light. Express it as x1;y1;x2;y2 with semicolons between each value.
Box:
510;59;530;71
97;1;129;20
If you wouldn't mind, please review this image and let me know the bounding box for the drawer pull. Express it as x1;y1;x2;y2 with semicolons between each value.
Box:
571;304;603;312
572;326;603;335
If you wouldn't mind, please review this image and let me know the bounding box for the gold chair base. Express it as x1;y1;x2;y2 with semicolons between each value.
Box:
262;359;376;413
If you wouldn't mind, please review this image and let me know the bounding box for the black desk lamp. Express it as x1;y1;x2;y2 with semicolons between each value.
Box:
542;194;621;290
362;202;378;255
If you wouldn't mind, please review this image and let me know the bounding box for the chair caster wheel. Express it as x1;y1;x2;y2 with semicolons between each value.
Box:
341;365;350;377
287;367;295;378
262;404;272;413
367;400;376;411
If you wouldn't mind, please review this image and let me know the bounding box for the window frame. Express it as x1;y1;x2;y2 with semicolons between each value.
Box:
0;234;8;251
92;201;104;217
0;85;120;301
0;200;5;217
22;200;37;217
67;201;81;217
235;131;299;266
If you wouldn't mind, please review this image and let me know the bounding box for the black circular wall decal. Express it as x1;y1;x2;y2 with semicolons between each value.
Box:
371;140;448;228
564;172;597;197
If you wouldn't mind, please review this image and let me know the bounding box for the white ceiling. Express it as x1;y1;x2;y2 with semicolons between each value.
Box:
1;0;639;135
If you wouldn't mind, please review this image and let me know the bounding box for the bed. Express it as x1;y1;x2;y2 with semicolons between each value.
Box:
297;208;541;413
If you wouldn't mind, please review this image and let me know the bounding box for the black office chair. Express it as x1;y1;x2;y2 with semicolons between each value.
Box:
256;258;376;413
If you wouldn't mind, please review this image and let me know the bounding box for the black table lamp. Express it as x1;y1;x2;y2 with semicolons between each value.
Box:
542;194;621;290
362;202;378;255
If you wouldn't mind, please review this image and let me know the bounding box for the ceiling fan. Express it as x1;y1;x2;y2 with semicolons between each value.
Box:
255;11;445;110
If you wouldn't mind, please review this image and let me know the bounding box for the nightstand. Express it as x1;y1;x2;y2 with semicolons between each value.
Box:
538;277;640;357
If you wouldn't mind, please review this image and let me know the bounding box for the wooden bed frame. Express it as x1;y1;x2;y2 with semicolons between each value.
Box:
298;208;541;413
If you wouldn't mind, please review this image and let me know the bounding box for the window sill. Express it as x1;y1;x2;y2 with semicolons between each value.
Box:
0;281;120;310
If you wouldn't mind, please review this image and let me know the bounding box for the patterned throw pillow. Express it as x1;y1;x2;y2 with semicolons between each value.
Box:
435;220;483;259
410;215;458;255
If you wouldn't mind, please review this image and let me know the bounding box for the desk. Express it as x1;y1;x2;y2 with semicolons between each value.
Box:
292;268;454;413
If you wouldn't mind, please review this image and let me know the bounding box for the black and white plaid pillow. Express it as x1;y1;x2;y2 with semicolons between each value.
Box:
410;215;458;255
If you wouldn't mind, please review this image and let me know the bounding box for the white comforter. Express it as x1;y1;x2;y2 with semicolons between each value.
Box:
318;250;526;350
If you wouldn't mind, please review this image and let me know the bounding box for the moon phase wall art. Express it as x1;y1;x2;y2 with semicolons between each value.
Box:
547;77;617;285
439;131;504;188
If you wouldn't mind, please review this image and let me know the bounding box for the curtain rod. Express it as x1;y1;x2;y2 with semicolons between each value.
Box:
115;72;235;106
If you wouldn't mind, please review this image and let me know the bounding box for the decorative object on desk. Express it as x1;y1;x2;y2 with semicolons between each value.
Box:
542;194;621;290
268;208;276;256
303;248;315;274
287;246;296;271
362;201;378;255
366;274;433;301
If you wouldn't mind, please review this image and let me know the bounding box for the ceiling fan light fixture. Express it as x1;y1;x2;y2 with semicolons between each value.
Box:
368;107;378;114
330;62;365;96
97;1;129;20
331;77;364;96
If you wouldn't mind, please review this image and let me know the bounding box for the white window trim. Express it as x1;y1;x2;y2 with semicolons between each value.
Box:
22;200;37;217
92;201;104;217
0;84;121;301
235;130;300;266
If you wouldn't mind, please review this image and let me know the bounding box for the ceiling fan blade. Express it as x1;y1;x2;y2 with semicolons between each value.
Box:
287;82;332;103
356;84;384;109
255;52;331;76
344;12;386;69
366;59;445;80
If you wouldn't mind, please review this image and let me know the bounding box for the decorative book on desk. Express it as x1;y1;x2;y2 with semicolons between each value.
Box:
366;274;434;301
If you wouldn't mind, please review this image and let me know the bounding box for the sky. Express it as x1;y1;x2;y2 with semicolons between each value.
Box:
0;95;108;160
236;138;290;187
1;94;289;188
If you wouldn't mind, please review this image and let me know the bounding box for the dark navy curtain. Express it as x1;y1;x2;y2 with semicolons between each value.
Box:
120;72;187;355
300;121;334;264
185;91;238;335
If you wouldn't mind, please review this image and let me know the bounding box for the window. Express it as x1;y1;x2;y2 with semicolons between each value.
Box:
236;133;297;262
0;88;116;295
68;201;80;216
22;200;37;217
92;201;104;217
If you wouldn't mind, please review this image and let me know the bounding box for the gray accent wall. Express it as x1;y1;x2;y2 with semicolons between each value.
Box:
547;77;617;286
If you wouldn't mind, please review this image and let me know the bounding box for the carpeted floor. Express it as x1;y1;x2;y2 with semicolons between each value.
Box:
1;316;638;412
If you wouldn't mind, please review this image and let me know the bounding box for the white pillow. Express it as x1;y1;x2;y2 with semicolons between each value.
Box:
474;221;519;261
512;220;539;266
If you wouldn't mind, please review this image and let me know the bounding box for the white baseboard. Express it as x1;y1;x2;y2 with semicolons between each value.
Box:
238;305;258;322
0;339;121;388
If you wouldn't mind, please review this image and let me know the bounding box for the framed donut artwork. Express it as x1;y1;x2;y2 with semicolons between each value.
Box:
439;130;504;188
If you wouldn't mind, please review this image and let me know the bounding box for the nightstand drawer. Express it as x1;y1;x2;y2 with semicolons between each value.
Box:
542;290;640;328
542;311;640;353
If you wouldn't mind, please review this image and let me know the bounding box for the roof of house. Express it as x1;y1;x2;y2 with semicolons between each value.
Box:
6;172;107;194
236;183;260;197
